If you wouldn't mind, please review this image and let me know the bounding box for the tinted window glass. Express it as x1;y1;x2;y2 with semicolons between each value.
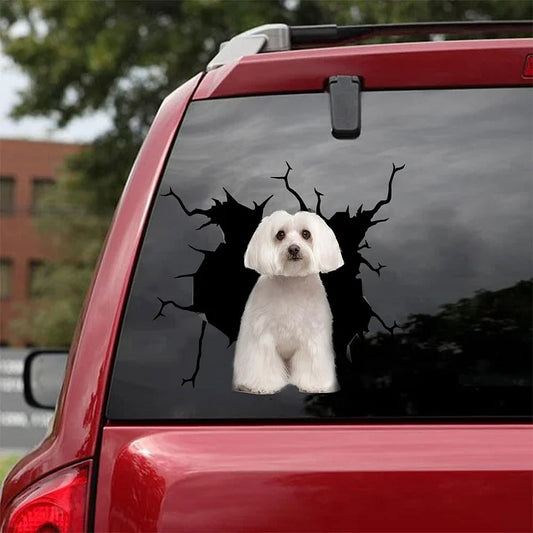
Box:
107;89;532;420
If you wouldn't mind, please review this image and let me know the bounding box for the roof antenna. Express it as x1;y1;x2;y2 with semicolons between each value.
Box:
328;76;362;140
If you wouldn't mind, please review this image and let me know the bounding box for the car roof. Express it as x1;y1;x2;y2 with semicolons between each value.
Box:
195;38;533;100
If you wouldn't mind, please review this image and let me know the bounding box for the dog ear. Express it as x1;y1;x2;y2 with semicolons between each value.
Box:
244;214;279;275
311;215;344;273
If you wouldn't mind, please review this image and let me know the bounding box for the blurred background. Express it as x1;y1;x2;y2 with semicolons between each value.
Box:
0;0;531;475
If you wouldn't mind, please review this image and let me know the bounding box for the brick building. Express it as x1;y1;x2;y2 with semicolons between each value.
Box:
0;139;82;346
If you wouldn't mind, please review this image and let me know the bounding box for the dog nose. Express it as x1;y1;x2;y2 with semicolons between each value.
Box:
288;244;300;256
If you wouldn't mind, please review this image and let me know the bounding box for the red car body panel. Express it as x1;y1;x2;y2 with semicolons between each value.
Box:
195;39;533;100
2;36;532;532
93;425;533;532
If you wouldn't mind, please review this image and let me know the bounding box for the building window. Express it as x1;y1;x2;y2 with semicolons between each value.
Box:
0;176;15;215
31;178;56;215
0;259;13;300
28;260;46;298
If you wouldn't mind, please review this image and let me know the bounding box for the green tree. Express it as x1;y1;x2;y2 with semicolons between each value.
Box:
1;0;531;345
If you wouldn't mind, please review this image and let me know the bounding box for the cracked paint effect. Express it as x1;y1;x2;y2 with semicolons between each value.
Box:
155;162;404;387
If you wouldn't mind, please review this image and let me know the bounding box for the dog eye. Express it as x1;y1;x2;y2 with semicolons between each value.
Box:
276;230;285;241
301;230;311;240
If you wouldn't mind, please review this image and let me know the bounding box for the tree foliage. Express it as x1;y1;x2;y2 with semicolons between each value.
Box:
1;0;531;345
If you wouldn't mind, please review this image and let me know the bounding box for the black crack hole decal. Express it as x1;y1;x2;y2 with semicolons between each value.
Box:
155;162;404;387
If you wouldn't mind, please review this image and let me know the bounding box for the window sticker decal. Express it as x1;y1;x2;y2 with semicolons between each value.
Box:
154;187;272;386
234;210;343;394
155;162;404;390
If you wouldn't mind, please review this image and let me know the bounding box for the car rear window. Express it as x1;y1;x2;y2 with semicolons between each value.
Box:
107;88;532;421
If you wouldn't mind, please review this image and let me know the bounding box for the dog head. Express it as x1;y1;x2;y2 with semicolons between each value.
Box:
244;210;344;276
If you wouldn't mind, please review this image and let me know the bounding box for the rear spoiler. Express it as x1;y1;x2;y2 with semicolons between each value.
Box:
207;20;533;71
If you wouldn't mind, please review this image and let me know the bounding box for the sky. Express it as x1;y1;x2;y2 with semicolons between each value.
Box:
0;51;111;143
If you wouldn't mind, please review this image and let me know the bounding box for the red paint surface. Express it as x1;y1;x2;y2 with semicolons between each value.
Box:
195;39;533;99
94;425;533;532
0;73;203;511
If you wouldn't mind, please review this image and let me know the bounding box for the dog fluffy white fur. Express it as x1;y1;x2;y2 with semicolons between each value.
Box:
233;210;343;394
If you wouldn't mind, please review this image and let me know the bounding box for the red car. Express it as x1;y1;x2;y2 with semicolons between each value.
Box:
2;21;532;532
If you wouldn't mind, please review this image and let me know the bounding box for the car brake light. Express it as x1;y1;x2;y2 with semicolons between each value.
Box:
3;462;90;533
523;54;533;78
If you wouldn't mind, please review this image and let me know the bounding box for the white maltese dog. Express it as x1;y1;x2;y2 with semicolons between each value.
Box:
233;210;344;394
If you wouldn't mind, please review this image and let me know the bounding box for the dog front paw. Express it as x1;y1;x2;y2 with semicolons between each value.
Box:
298;386;338;394
234;382;286;395
295;380;339;394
